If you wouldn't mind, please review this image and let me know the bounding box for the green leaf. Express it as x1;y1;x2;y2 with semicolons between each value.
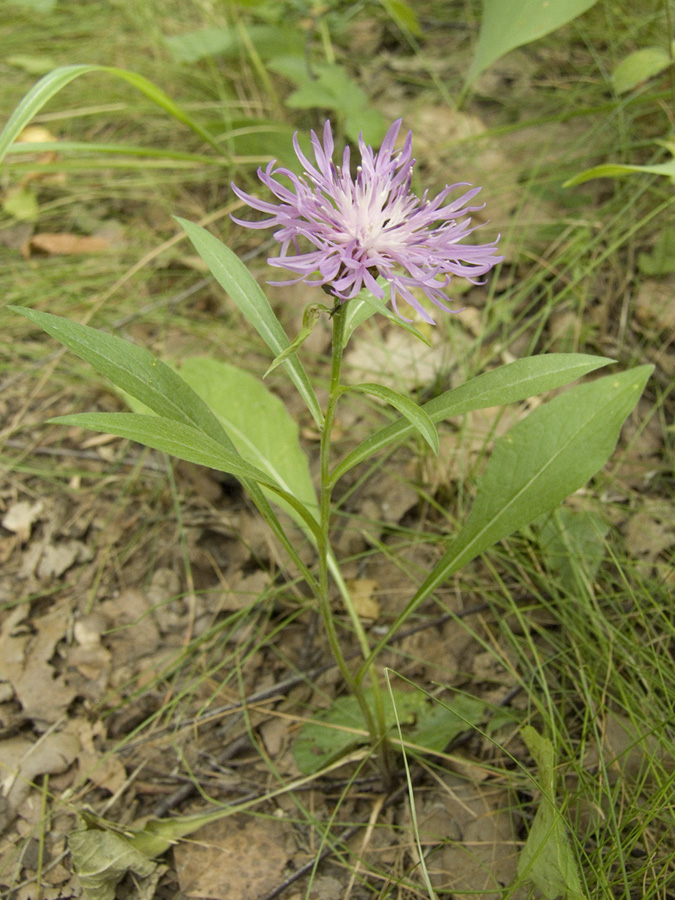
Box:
342;287;431;348
177;358;318;522
163;24;304;63
293;689;421;775
537;507;609;593
409;694;486;753
10;307;231;449
414;365;652;597
264;305;324;378
361;365;652;669
0;65;223;166
638;226;675;275
517;726;585;899
176;218;323;429
378;0;421;35
465;0;599;89
612;46;674;94
345;383;439;455
49;412;322;544
564;159;675;187
332;354;614;484
266;58;386;144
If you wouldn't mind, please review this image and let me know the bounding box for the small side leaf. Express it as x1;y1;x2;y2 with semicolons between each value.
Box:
332;354;614;483
345;382;439;455
176;218;323;428
264;304;324;378
342;286;431;348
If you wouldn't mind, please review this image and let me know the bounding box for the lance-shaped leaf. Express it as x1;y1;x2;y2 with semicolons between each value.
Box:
332;354;614;484
360;365;652;670
176;218;323;428
11;306;231;446
50;412;323;544
0;64;223;166
344;383;439;455
11;306;318;587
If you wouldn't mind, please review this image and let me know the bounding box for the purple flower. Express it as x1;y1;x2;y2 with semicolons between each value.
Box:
231;119;502;324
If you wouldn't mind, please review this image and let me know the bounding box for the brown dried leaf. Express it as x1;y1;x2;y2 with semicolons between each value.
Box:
174;815;292;900
0;607;77;725
26;232;110;256
1;500;43;543
0;732;79;834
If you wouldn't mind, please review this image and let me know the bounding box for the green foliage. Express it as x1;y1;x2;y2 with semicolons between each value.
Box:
416;365;653;595
343;382;439;455
0;65;223;167
537;507;609;593
163;24;304;63
638;226;675;275
267;57;386;143
332;354;615;483
517;726;585;899
465;0;600;88
612;44;675;95
293;688;485;774
362;365;653;667
177;357;318;522
177;218;324;429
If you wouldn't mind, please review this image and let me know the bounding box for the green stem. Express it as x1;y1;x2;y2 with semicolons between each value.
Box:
316;302;396;788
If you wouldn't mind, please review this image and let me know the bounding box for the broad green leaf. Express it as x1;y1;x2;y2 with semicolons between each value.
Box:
465;0;599;89
361;365;652;669
517;727;585;899
177;358;318;521
0;65;222;166
410;365;652;604
293;689;421;775
409;694;485;753
612;45;674;94
345;382;439;455
49;412;322;543
176;218;323;429
294;689;485;774
331;354;614;484
11;307;317;586
10;307;231;448
565;159;675;187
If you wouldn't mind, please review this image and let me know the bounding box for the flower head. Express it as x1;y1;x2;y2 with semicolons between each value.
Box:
231;120;502;324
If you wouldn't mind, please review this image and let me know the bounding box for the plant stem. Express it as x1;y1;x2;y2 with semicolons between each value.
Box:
316;302;396;788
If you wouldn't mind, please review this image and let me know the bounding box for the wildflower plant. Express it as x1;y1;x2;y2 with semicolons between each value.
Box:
8;118;651;787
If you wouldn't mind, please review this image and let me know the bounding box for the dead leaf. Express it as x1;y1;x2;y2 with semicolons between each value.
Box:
0;732;79;834
0;606;78;725
26;232;110;256
347;578;380;621
410;776;521;900
1;500;43;542
174;815;292;900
